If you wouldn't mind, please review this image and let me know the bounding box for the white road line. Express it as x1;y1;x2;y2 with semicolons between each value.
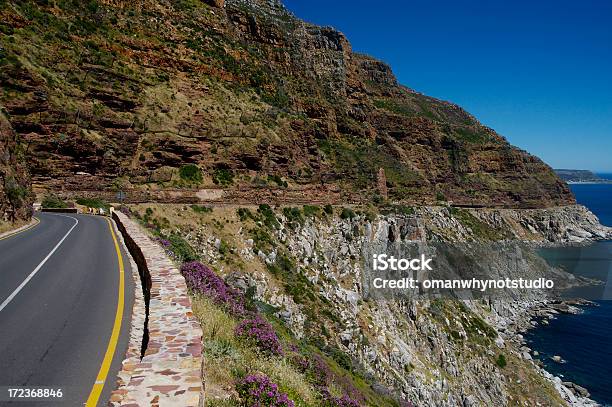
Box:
0;214;79;312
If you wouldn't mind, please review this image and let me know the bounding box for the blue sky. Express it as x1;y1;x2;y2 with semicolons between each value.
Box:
283;0;612;172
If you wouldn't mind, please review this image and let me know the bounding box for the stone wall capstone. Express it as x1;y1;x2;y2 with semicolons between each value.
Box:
110;211;203;406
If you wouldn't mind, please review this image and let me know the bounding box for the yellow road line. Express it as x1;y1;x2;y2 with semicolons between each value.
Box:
85;217;125;407
0;217;40;241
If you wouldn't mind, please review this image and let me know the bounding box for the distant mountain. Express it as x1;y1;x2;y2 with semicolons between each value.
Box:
554;169;612;183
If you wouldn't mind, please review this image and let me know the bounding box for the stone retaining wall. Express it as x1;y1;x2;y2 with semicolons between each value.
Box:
110;212;203;406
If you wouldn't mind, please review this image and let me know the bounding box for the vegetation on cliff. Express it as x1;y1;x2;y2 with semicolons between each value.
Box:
125;202;586;406
0;0;572;208
0;111;32;223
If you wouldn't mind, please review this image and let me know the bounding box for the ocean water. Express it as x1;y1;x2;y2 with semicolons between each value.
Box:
525;179;612;406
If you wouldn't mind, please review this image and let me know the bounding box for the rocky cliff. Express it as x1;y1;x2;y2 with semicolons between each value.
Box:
130;203;608;406
0;110;32;221
0;0;573;208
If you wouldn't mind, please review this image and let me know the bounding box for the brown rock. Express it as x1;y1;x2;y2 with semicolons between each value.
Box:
0;112;33;222
204;0;225;7
377;168;388;200
0;0;574;209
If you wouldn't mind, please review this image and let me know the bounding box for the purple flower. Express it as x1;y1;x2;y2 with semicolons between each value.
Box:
157;237;171;248
235;315;283;356
236;375;294;407
292;354;310;373
310;354;333;386
320;388;362;407
297;354;365;407
180;261;247;317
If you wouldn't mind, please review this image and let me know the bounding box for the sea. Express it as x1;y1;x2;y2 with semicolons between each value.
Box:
525;174;612;406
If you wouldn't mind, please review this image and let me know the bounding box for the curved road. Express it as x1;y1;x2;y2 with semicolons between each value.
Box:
0;212;134;406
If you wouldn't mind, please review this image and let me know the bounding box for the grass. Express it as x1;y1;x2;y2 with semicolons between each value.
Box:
167;233;199;262
429;299;496;346
192;292;399;407
302;205;321;218
373;99;415;117
450;207;507;241
501;353;568;406
0;219;28;234
192;204;213;214
126;203;559;407
192;295;318;406
317;139;422;198
454;126;490;143
76;197;109;211
380;204;415;216
192;296;240;401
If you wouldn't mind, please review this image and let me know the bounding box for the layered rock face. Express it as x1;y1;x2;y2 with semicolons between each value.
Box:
0;0;573;207
0;112;32;221
146;203;604;406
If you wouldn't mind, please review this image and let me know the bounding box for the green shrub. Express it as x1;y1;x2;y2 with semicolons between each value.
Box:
168;233;199;262
191;204;212;214
262;88;290;109
257;204;279;229
179;164;203;183
250;227;274;253
496;354;507;368
303;205;320;218
213;169;234;186
86;0;100;13
42;194;67;209
267;174;288;188
381;204;415;216
340;207;356;220
364;211;376;222
282;207;303;228
237;207;253;221
4;178;28;209
76;197;109;210
218;239;230;256
373;98;416;117
323;204;333;215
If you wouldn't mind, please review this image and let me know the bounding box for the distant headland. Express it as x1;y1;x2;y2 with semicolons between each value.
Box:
554;169;612;184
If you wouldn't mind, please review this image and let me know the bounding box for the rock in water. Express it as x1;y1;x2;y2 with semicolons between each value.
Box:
551;355;564;363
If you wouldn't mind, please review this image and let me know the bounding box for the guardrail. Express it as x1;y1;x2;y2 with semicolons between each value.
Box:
40;208;79;213
110;212;203;406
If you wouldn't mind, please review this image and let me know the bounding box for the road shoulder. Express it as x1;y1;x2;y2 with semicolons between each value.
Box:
0;217;40;241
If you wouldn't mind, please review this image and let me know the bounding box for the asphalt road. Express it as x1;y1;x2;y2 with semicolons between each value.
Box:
0;212;134;406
